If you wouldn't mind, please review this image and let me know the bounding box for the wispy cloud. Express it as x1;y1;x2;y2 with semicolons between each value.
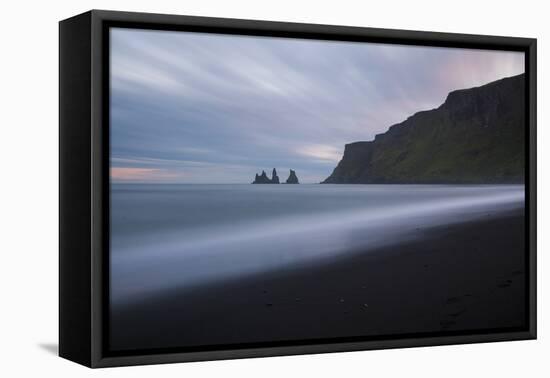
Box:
297;144;343;162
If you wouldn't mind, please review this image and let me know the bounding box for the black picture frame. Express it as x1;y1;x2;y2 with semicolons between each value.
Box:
59;9;537;368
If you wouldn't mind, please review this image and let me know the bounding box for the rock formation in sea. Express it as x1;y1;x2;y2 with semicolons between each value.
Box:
252;170;271;184
322;73;525;184
252;168;300;184
271;168;280;184
252;169;280;184
286;169;299;184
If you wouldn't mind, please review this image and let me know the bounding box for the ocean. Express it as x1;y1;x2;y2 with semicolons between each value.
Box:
110;184;524;306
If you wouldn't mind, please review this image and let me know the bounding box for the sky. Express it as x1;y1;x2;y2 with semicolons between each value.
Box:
110;28;524;184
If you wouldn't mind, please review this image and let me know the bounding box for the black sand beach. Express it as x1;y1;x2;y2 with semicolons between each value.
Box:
110;209;526;352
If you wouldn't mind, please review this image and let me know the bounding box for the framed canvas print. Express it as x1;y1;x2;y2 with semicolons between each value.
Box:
59;10;536;368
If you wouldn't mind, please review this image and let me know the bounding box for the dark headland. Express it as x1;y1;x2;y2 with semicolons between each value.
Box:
323;74;525;184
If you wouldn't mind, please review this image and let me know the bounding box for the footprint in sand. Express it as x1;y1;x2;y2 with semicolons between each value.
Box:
448;309;466;318
497;279;513;289
446;296;461;304
440;294;474;330
440;320;456;329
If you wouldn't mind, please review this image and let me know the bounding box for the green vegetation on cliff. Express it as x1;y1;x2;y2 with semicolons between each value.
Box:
323;74;525;184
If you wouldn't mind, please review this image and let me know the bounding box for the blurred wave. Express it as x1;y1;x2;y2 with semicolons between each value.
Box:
110;184;524;305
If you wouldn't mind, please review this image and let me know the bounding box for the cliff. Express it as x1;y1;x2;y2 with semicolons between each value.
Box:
322;74;525;184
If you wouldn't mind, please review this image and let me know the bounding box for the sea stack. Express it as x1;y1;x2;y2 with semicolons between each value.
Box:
252;169;280;184
286;169;299;184
271;168;280;184
252;170;271;184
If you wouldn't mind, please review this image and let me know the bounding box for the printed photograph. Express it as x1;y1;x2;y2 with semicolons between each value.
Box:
109;27;526;352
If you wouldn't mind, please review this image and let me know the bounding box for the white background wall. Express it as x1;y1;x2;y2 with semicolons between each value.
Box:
0;0;547;376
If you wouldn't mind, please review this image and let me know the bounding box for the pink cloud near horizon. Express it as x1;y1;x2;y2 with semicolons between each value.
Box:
110;167;179;182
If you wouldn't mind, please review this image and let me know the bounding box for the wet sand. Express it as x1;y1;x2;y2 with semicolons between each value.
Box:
109;209;526;352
